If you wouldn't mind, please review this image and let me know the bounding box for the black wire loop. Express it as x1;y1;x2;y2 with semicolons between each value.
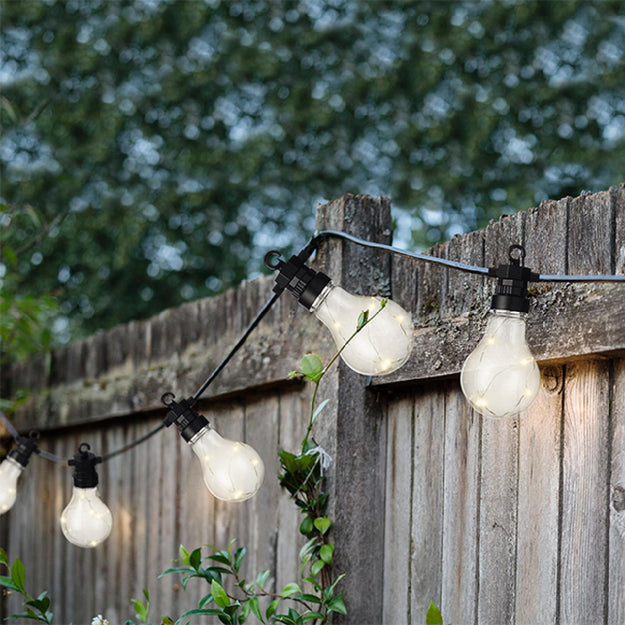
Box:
264;250;283;270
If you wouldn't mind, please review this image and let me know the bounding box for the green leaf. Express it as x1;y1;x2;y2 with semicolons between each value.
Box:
310;560;325;577
8;609;46;623
132;598;148;623
239;600;251;624
179;545;190;562
301;613;324;622
299;538;318;562
319;543;334;565
189;548;202;570
310;399;329;425
211;580;230;609
326;573;346;597
300;353;323;381
293;593;322;603
255;569;271;590
302;577;321;592
280;582;302;598
208;553;232;566
248;596;263;623
162;618;176;625
178;608;226;621
26;596;51;613
357;309;369;330
313;517;331;535
199;592;214;608
265;598;280;619
233;547;246;574
299;516;313;536
0;548;8;566
0;574;21;592
426;601;444;625
159;566;193;578
11;558;25;592
327;596;347;616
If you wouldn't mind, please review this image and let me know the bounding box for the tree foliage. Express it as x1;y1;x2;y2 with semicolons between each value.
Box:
1;0;624;338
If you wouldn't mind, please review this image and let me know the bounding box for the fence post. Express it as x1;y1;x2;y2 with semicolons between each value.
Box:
313;194;393;624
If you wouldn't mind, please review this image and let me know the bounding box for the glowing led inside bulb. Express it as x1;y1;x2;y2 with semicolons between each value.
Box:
461;310;540;418
61;486;113;548
0;458;25;514
190;427;264;502
311;285;414;376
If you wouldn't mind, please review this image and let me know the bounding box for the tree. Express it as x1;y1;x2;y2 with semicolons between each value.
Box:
1;0;624;339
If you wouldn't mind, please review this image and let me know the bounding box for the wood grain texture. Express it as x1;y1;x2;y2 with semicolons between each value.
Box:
1;187;624;624
515;366;563;625
440;387;480;625
382;393;414;625
410;387;446;621
560;360;610;624
276;389;310;593
609;359;625;625
315;194;392;625
477;211;525;625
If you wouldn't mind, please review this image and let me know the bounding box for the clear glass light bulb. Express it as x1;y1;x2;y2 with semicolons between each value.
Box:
312;284;413;376
460;309;540;418
61;486;113;548
0;457;24;514
190;426;264;502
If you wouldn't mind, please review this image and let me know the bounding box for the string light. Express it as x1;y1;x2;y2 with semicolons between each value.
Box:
1;226;624;540
0;433;38;514
161;394;264;502
460;245;541;418
61;444;113;548
264;249;414;376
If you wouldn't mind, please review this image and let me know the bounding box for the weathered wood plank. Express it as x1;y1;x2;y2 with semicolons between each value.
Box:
568;189;613;275
514;194;568;624
560;360;610;624
514;366;563;624
609;359;625;625
615;183;625;275
315;194;392;625
410;387;446;621
177;407;215;610
243;395;280;594
276;389;310;593
477;211;525;625
416;242;447;325
440;387;480;625
382;392;414;625
157;418;181;619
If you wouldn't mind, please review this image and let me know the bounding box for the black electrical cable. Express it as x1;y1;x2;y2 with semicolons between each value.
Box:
312;229;489;276
188;235;320;404
189;286;283;404
3;227;623;469
313;229;625;282
0;411;19;440
100;422;167;461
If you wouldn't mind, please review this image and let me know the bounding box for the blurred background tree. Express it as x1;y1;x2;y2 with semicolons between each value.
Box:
1;0;624;341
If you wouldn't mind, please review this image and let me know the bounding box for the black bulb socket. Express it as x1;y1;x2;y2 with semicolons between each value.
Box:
69;443;101;489
264;250;331;311
162;395;209;443
8;435;38;468
488;245;539;314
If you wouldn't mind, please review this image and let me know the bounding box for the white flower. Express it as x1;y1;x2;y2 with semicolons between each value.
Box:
91;616;110;625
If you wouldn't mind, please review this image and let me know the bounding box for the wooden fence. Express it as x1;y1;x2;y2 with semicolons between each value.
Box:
2;186;625;625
